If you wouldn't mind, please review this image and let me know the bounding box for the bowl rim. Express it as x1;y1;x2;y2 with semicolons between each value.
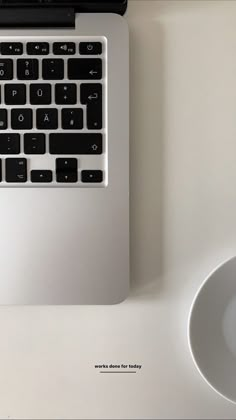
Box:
187;254;236;405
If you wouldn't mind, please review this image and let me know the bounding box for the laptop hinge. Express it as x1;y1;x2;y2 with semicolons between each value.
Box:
0;8;75;28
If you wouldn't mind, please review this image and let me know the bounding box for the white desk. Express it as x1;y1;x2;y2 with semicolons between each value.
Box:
1;1;236;418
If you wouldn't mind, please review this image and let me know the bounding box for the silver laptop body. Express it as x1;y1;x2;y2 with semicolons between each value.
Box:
0;1;129;304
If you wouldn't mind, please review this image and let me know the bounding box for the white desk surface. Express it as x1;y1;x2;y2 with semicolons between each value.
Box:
2;1;236;418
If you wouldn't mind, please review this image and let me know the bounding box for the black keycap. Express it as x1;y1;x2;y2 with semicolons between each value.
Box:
1;43;23;55
31;170;52;183
87;103;102;130
53;42;75;55
42;59;64;80
62;109;83;130
17;59;39;80
81;170;103;183
80;83;102;105
81;83;103;129
0;109;7;130
5;158;27;183
0;160;2;182
57;172;77;183
68;59;102;80
56;158;78;183
56;158;77;171
79;42;102;55
49;133;102;155
24;134;45;155
27;43;49;55
30;84;51;105
0;60;13;80
5;84;26;105
55;84;77;105
0;134;20;154
11;109;32;130
36;109;58;130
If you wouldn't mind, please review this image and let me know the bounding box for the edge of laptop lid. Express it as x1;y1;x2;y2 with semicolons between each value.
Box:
0;1;128;27
0;1;128;15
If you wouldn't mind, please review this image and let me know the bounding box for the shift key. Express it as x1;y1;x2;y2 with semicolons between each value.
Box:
49;133;103;155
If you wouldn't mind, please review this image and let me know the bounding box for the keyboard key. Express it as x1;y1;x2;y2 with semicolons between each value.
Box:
5;84;26;105
62;109;83;130
80;83;102;105
53;42;75;55
1;43;23;55
42;59;64;80
0;109;7;130
56;158;78;183
81;84;103;129
17;59;39;80
31;170;52;183
11;109;32;130
0;60;13;80
36;109;58;130
57;172;77;183
30;84;51;105
55;84;77;105
68;59;102;80
81;170;103;183
0;160;2;182
49;133;102;155
87;103;103;130
79;42;102;55
0;134;20;154
24;134;45;155
5;158;27;183
56;158;77;171
27;43;49;55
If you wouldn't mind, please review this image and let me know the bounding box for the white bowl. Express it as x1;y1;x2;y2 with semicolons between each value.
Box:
188;256;236;403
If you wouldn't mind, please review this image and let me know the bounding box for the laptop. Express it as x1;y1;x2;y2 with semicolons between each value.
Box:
0;0;129;304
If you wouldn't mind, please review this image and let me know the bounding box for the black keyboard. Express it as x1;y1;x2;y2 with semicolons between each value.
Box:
0;39;105;186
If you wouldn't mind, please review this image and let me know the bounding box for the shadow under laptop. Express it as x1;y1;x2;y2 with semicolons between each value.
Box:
129;14;165;299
